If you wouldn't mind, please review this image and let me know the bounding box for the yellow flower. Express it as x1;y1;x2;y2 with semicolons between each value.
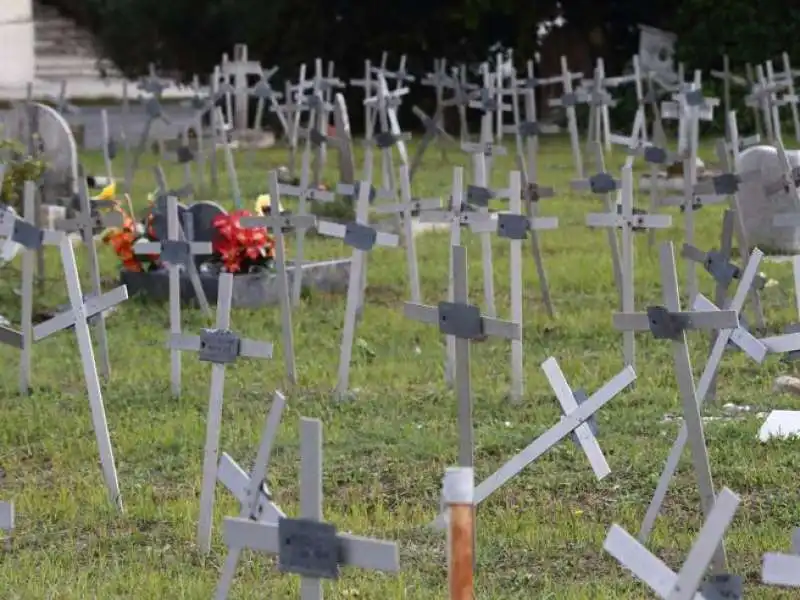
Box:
255;193;283;215
93;181;117;201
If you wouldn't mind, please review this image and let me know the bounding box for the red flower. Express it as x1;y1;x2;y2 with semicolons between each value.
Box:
210;208;275;273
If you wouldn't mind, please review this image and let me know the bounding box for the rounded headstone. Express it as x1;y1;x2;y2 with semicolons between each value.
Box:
145;197;189;241
736;145;800;253
187;200;227;265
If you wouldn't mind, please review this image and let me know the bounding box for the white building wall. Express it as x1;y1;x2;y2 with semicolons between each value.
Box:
0;0;35;87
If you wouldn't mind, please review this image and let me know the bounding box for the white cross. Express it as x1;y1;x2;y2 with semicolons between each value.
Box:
371;164;440;303
33;236;127;511
470;170;558;400
0;501;13;534
605;487;740;600
431;357;635;529
241;172;318;383
215;391;287;599
219;418;400;600
317;184;399;400
169;273;274;554
548;55;585;179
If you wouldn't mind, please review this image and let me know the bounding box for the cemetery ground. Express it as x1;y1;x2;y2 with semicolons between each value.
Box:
0;137;798;598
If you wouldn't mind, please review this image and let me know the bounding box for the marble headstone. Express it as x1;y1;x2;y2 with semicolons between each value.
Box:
737;145;800;253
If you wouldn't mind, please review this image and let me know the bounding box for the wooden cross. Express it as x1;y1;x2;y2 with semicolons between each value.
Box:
578;60;618;153
350;59;376;136
605;487;742;600
586;158;672;368
440;65;477;143
662;80;720;300
763;528;800;588
464;63;509;180
211;108;244;210
169;273;274;554
507;62;559;317
431;356;635;529
760;136;800;205
779;52;800;142
405;244;521;474
0;183;64;394
711;55;750;141
721;109;760;159
241;172;318;383
632;246;766;545
770;179;800;322
571;142;625;301
765;60;790;142
134;198;213;396
416;168;494;385
317;183;400;400
547;55;585;179
33;235;128;511
219;417;400;600
408;104;455;182
215;391;288;599
459;141;504;318
219;44;263;133
371;164;440;303
470;171;558;401
123;93;169;194
613;242;739;572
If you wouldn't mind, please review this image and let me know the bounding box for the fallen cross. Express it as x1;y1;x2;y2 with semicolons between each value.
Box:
763;528;800;588
430;356;635;529
605;487;742;600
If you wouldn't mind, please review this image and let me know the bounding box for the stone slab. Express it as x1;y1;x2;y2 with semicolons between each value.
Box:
120;258;351;308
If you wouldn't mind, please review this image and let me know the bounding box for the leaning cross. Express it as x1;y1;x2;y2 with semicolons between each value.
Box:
404;244;521;472
241;171;318;383
215;391;288;599
605;487;742;600
317;183;400;400
430;356;635;530
371;163;440;303
55;174;123;378
408;104;455;182
134;196;213;396
548;55;585;179
763;528;800;588
637;249;766;546
470;170;558;401
613;241;738;573
586;158;672;368
169;273;274;554
219;417;401;600
33;235;128;511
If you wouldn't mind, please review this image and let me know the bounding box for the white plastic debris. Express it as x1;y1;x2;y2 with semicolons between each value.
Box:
758;410;800;442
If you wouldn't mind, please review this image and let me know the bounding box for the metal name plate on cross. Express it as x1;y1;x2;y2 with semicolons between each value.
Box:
169;273;274;554
613;242;738;573
218;417;400;600
317;182;399;400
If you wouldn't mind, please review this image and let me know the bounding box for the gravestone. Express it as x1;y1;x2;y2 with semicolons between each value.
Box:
5;102;79;207
737;144;800;252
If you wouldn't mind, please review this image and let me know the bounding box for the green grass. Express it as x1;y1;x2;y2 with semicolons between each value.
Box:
1;137;800;598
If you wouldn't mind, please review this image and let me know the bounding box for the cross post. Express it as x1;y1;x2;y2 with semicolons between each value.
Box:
586;158;671;367
317;183;400;400
241;172;318;383
470;170;558;400
548;56;585;179
169;273;274;554
219;417;400;600
405;244;521;472
33;235;128;511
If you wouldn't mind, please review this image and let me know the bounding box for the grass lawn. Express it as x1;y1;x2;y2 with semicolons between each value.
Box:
0;136;799;598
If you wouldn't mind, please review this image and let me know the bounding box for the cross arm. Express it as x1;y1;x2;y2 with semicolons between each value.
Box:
217;453;285;522
317;221;399;249
279;184;335;204
0;325;23;349
33;285;128;341
469;214;558;238
586;212;671;230
759;332;800;354
763;553;800;587
613;309;738;336
372;198;441;216
404;301;520;341
168;333;274;360
222;518;401;573
240;214;317;232
692;294;767;362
